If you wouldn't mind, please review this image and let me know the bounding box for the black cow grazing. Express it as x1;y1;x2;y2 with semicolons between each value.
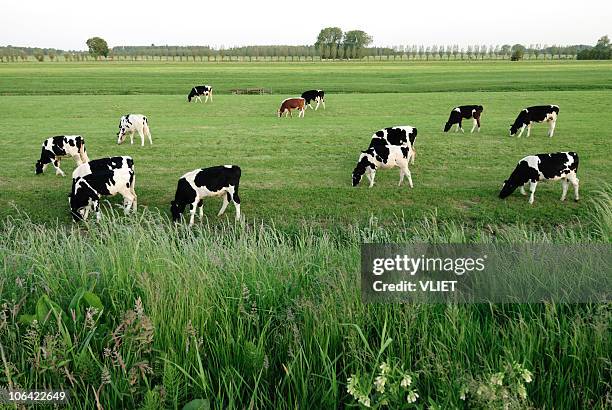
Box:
187;85;213;103
352;138;414;188
509;105;559;137
171;165;241;226
69;156;137;221
499;152;579;204
35;135;89;176
370;126;418;164
301;89;325;110
444;105;484;133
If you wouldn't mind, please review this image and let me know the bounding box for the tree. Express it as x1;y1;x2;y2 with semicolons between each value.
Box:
315;27;343;59
577;35;611;60
86;37;109;59
342;30;373;59
510;44;525;61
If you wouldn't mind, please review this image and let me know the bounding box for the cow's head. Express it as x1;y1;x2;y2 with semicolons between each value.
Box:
443;122;453;132
352;154;372;187
277;109;284;118
509;123;520;136
69;180;96;221
499;179;519;199
170;200;186;222
35;160;44;174
117;128;127;144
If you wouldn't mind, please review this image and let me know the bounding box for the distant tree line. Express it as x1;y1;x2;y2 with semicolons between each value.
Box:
1;35;608;62
577;36;611;60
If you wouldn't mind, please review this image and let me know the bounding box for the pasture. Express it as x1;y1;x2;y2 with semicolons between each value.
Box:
0;60;611;409
0;61;610;227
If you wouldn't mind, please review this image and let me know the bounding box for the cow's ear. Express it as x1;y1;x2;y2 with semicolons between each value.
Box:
170;200;175;206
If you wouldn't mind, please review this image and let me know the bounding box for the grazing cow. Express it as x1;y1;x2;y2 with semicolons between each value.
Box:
69;156;137;221
117;114;152;146
370;126;418;164
499;152;579;204
278;98;305;118
444;105;484;133
35;135;89;176
187;85;213;103
352;139;414;188
301;89;325;110
509;105;559;137
171;165;241;226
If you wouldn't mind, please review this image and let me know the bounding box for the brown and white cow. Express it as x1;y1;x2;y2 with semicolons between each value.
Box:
278;98;305;118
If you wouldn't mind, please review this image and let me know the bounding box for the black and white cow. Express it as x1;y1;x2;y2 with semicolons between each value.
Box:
300;89;325;110
171;165;241;226
69;156;137;221
352;138;414;188
187;85;213;103
499;152;579;204
117;114;152;146
509;105;559;137
444;105;484;133
35;135;89;176
370;126;417;164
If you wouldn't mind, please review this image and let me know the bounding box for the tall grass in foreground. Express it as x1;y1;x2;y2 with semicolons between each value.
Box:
0;189;610;409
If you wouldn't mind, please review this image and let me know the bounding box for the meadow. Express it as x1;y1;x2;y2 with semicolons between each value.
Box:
0;60;611;409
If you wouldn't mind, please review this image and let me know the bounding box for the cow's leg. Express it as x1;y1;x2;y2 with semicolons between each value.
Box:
528;181;538;204
300;108;305;118
403;164;414;188
129;131;135;145
137;128;145;146
459;120;464;133
520;185;527;196
188;198;199;226
365;172;374;186
314;98;320;111
204;94;209;103
568;173;580;201
476;117;481;132
549;120;556;137
321;99;325;110
231;187;241;220
517;125;526;138
93;200;101;221
198;200;204;221
52;158;65;176
560;179;569;201
455;123;460;133
368;170;376;187
398;168;405;186
307;101;314;110
470;118;477;133
196;95;202;103
410;148;416;165
218;192;230;216
526;123;532;137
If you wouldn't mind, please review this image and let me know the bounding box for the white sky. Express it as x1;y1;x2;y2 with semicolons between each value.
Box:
2;0;611;50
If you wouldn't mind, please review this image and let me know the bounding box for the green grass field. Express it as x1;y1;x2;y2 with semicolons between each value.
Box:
0;60;610;227
0;60;611;409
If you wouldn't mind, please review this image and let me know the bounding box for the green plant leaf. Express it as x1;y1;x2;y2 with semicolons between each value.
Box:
182;399;210;410
18;314;35;325
83;291;104;310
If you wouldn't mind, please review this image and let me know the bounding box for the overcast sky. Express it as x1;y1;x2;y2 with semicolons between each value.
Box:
2;0;610;50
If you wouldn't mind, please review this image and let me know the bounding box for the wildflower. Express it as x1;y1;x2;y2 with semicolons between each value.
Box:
490;372;504;386
379;362;391;375
347;375;358;396
101;366;111;385
400;374;412;388
374;375;387;393
359;396;371;408
517;383;527;400
521;369;533;383
407;390;419;403
134;297;144;318
459;386;468;400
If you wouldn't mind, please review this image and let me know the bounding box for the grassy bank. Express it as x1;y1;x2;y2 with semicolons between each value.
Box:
1;188;610;409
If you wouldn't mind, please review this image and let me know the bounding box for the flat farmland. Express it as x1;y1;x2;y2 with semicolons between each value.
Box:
0;61;610;227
